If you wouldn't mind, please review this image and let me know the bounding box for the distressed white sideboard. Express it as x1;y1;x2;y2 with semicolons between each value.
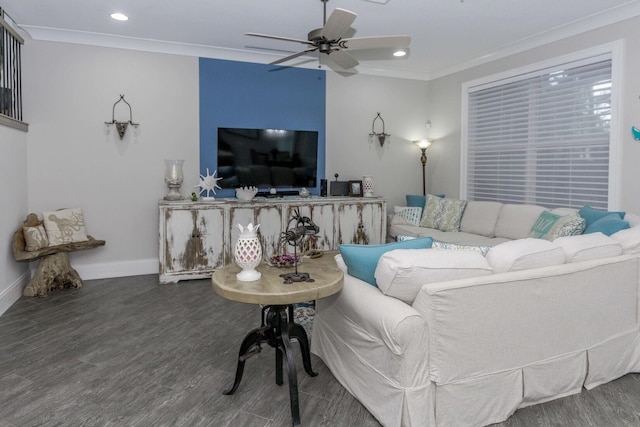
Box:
158;196;387;284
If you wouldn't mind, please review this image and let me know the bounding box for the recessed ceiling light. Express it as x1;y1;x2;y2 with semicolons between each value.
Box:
110;12;128;21
393;50;407;57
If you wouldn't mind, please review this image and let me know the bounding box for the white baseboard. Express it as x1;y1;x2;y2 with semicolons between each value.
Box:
0;272;29;316
74;258;159;280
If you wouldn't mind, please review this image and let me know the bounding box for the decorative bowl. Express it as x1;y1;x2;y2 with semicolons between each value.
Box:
236;186;258;201
265;254;302;268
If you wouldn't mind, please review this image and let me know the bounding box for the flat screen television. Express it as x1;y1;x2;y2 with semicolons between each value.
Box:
217;127;319;189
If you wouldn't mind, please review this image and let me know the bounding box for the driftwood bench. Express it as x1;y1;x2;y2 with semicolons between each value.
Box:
12;213;105;297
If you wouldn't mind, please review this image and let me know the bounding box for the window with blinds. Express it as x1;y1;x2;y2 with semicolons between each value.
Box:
465;56;612;210
0;7;26;131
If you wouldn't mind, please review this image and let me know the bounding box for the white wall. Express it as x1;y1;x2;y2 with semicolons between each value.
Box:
14;39;429;287
22;41;200;279
326;72;430;209
0;125;28;314
427;15;640;215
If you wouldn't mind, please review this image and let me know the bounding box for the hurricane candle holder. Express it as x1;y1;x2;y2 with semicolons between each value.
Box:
164;159;184;201
234;223;262;281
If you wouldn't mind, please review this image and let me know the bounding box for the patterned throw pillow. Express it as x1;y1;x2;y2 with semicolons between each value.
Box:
42;208;89;246
432;240;491;256
543;212;586;241
393;206;423;226
420;194;467;232
529;211;561;238
396;235;418;242
23;225;49;251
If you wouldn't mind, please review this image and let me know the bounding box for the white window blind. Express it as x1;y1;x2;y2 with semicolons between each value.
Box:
466;57;612;210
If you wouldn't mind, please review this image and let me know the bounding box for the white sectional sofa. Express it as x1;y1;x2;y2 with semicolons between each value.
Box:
388;197;630;245
311;197;640;427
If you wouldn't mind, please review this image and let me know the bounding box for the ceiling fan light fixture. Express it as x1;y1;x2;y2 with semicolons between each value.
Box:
393;49;407;57
110;12;129;21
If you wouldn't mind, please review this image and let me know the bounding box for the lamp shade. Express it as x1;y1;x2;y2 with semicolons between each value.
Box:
413;139;432;150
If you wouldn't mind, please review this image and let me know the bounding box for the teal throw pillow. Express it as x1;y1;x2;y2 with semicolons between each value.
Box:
406;194;444;208
529;211;561;238
339;237;433;286
583;214;630;236
406;194;426;208
578;205;625;229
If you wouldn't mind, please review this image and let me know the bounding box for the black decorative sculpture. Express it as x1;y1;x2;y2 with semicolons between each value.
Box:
279;208;320;284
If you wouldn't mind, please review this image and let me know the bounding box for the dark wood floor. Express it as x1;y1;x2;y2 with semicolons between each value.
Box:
1;275;640;426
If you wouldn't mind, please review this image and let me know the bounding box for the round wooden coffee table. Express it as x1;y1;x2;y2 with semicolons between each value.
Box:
212;252;343;427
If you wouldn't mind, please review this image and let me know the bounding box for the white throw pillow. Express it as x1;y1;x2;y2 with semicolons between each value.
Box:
392;206;423;226
486;238;566;273
610;226;640;254
42;208;89;246
554;233;622;262
375;248;493;304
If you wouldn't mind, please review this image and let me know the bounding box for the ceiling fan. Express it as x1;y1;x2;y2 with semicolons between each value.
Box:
245;0;411;70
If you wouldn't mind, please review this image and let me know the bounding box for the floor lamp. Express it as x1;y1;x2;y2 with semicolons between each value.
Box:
413;139;432;195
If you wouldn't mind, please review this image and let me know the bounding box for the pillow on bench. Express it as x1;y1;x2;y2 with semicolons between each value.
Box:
23;224;49;251
43;208;89;246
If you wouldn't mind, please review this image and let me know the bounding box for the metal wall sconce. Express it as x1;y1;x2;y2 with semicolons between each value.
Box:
369;112;390;147
413;139;433;195
105;94;139;139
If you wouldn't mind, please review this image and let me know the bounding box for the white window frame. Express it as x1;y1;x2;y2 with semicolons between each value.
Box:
460;40;623;209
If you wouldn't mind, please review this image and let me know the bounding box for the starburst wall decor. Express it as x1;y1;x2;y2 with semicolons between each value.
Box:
195;168;222;200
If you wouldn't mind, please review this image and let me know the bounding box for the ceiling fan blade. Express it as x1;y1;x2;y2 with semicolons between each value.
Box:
270;47;319;65
321;8;357;40
327;49;359;69
340;35;411;50
245;32;313;46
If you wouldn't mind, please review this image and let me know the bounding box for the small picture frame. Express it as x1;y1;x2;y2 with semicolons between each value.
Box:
349;180;363;197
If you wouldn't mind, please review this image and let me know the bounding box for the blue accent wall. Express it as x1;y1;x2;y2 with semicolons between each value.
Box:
199;58;326;197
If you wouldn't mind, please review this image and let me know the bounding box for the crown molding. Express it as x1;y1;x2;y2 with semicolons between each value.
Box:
20;0;640;83
427;1;640;80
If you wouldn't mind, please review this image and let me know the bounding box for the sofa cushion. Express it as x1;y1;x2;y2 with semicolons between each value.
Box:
375;249;493;304
420;195;467;232
338;237;433;286
623;213;640;228
543;212;586;241
611;226;640;254
392;206;423;226
494;204;547;240
388;223;508;246
578;205;625;228
486;238;565;273
554;233;622;262
583;214;630;236
459;201;503;237
529;211;561;238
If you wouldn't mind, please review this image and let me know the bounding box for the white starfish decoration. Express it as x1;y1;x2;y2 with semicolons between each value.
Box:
195;168;222;199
